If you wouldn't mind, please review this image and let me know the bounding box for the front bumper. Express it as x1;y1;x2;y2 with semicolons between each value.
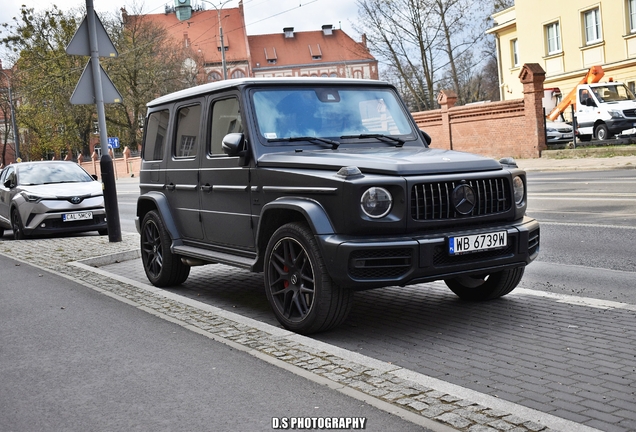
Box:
319;217;539;290
23;209;108;236
606;118;636;134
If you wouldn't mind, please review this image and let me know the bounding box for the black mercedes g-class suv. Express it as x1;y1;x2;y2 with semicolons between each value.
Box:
136;78;539;334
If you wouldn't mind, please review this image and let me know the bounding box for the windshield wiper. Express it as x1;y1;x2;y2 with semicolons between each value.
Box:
268;136;340;150
340;134;405;147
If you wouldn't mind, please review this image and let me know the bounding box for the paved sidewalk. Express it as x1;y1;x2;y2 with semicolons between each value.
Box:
1;234;606;432
516;155;636;172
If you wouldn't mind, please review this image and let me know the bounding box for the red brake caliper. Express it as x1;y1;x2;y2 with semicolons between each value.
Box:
283;266;289;288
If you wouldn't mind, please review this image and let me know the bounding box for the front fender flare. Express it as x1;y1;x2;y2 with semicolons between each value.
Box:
259;197;335;235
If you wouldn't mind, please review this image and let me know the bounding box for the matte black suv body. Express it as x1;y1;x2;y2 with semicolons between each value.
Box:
136;78;539;334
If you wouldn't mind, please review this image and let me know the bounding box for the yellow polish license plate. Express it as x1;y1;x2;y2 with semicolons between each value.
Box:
62;211;93;222
449;231;507;255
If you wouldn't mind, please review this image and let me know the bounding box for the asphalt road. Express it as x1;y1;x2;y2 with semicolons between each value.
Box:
523;170;636;303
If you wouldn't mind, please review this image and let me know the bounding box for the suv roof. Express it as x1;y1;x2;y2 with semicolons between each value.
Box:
147;77;389;107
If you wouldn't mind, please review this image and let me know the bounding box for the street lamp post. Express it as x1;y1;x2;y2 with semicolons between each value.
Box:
0;69;21;161
208;0;232;80
174;0;231;80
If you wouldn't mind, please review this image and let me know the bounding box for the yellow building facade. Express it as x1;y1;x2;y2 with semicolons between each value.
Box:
487;0;636;117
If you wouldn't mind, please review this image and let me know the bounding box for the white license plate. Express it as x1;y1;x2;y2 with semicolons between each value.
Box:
449;231;507;255
562;133;573;138
62;211;93;222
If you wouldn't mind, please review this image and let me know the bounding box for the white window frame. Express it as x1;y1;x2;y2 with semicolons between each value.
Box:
629;0;636;33
545;22;561;55
583;7;602;45
511;39;519;67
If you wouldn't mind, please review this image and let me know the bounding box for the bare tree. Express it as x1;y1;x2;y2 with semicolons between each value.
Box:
356;0;498;109
104;4;195;152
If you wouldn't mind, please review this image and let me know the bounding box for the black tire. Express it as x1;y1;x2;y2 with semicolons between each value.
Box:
140;210;190;287
264;222;352;334
444;267;525;301
11;208;27;240
0;228;4;238
578;134;592;142
594;123;610;140
98;228;108;236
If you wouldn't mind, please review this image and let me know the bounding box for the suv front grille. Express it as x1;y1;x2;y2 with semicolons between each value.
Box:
623;109;636;118
411;177;511;221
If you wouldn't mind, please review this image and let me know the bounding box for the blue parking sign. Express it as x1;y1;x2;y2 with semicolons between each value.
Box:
108;137;120;149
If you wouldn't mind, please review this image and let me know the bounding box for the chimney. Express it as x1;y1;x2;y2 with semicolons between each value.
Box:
322;24;333;36
361;33;368;49
283;27;294;38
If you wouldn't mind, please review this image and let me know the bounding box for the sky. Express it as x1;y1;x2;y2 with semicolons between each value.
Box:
0;0;361;38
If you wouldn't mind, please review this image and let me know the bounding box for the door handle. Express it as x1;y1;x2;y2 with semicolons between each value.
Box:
201;184;212;192
166;183;176;191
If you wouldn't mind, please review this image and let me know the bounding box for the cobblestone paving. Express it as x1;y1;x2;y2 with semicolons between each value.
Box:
2;234;613;432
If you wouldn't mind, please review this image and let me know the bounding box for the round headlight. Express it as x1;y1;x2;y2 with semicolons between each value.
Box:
513;176;525;205
360;187;392;218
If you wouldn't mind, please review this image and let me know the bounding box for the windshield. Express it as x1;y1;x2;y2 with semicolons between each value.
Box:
251;87;414;143
591;84;635;103
17;162;94;186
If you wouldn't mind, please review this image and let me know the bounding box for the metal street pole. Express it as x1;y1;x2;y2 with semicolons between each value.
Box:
86;0;121;242
0;70;21;161
207;0;232;80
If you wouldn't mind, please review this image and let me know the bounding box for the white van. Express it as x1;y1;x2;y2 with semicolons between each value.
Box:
576;82;636;140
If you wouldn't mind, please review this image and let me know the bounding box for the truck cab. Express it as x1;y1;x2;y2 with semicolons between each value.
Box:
576;82;636;140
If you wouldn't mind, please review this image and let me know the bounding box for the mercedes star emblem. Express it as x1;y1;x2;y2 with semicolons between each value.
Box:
452;184;476;215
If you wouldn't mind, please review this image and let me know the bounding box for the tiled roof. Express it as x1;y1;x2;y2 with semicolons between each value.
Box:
248;28;374;69
134;7;250;65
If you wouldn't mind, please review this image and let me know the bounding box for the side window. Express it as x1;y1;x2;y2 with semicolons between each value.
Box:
143;110;170;161
174;104;202;158
2;166;15;186
209;98;242;155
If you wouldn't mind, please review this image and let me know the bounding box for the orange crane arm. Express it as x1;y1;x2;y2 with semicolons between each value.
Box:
546;65;604;121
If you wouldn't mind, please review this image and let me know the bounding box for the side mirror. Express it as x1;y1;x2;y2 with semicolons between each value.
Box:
91;174;98;181
419;129;432;147
222;133;246;157
4;179;14;188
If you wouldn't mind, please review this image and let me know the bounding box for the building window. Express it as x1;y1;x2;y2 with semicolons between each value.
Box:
629;0;636;33
545;21;561;55
511;39;519;67
207;71;222;82
583;8;601;44
231;69;245;79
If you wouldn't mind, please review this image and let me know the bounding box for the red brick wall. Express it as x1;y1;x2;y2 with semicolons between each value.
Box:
80;153;141;179
412;64;547;160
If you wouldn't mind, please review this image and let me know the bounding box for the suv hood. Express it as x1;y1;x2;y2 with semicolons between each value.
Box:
257;147;503;175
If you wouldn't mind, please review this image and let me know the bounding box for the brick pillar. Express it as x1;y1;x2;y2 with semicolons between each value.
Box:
436;90;457;150
91;151;99;177
519;63;547;158
123;146;131;174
